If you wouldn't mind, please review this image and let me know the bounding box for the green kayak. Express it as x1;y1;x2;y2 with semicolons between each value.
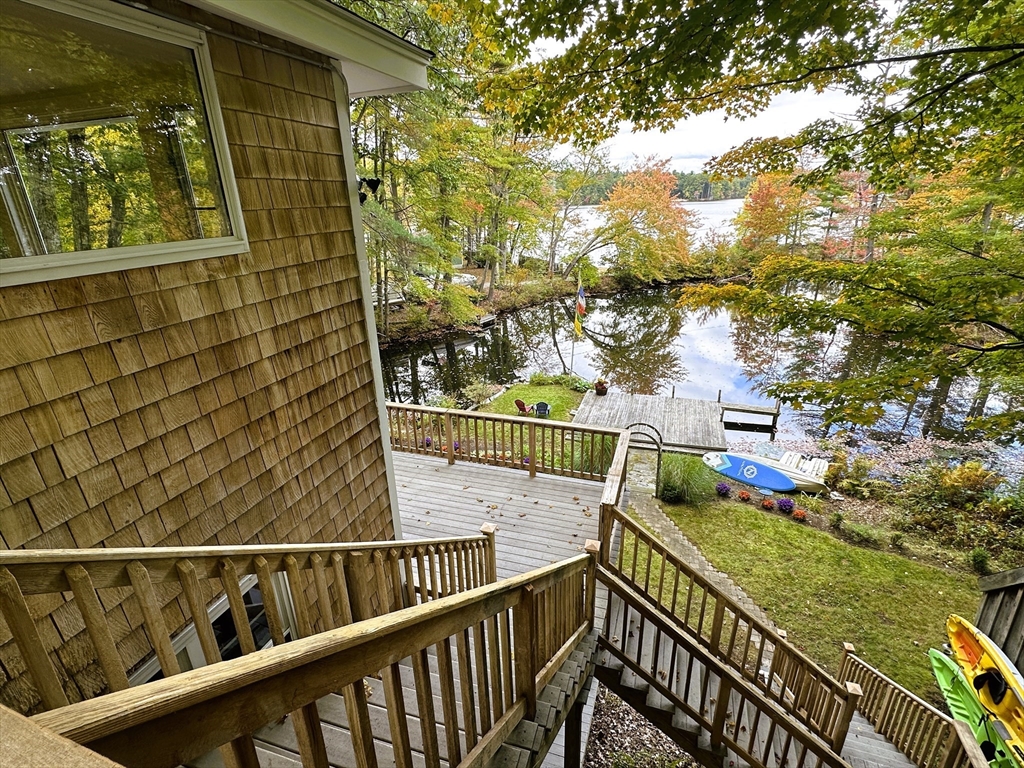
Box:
930;648;1020;768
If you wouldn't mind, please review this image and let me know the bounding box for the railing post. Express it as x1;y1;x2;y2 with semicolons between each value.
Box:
710;676;732;748
445;411;455;465
584;540;600;629
346;551;373;621
513;584;538;719
709;597;727;653
480;523;498;584
528;422;537;477
831;681;862;753
599;505;615;565
937;721;965;768
839;642;855;682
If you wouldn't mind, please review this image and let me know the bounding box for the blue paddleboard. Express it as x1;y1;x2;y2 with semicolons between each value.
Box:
702;452;797;492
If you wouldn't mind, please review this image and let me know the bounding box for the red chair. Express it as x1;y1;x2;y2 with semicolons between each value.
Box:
514;399;534;415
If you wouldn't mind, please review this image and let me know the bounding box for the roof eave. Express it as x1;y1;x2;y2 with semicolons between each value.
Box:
181;0;432;95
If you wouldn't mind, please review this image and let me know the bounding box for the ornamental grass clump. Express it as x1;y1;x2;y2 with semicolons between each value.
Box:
716;482;731;497
777;498;795;514
658;454;719;506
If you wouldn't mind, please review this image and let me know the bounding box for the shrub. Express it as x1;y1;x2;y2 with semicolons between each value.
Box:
528;372;591;393
761;498;775;510
968;547;991;575
658;454;718;506
799;494;827;515
738;490;752;503
792;509;807;522
716;482;731;497
889;532;905;550
776;498;795;514
845;523;881;548
437;284;478;324
462;381;500;406
829;511;844;530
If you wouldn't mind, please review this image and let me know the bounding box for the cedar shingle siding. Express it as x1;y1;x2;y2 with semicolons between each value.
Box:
0;2;393;714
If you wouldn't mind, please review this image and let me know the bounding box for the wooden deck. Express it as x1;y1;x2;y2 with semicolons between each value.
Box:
395;452;606;768
573;392;727;453
394;452;605;579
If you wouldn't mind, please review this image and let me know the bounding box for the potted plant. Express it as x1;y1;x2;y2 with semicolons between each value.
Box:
594;378;608;396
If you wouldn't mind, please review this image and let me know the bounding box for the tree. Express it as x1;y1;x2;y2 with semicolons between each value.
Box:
562;159;694;284
680;164;1024;439
474;0;1023;186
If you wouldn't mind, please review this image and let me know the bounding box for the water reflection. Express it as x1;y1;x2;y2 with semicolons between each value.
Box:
379;287;998;443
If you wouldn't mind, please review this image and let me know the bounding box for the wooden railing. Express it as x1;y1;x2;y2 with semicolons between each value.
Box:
29;551;600;768
600;567;850;768
601;507;860;751
837;647;989;768
0;533;493;714
386;402;625;482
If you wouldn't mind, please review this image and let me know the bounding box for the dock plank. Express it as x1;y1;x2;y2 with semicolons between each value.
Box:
573;393;728;453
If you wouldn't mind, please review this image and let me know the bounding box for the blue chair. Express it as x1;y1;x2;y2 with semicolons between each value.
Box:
534;401;550;418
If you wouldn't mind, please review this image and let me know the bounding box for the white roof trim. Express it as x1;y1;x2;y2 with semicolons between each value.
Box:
181;0;431;96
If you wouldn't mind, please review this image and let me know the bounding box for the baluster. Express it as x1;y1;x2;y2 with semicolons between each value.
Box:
0;566;69;709
404;548;441;768
64;564;129;692
219;559;256;655
355;551;413;768
127;561;180;676
282;555;330;768
177;560;261;768
432;545;462;764
513;584;538;718
330;553;377;768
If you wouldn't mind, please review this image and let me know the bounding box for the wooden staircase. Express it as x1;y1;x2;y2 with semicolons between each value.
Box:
591;506;988;768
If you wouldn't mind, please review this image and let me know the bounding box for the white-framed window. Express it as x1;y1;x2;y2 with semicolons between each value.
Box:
0;0;247;286
129;573;295;684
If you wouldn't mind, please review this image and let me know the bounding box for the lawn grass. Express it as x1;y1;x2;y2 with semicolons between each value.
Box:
661;499;981;703
479;383;585;422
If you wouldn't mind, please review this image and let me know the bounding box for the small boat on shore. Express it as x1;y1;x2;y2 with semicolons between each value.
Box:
729;451;830;493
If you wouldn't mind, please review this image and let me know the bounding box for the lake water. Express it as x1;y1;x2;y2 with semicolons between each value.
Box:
379;199;1018;475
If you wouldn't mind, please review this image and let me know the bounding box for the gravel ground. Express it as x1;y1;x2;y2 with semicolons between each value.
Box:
583;684;698;768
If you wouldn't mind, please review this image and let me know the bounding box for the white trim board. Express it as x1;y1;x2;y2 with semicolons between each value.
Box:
182;0;433;97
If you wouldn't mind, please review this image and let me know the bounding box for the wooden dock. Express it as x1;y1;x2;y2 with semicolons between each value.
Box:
573;392;729;452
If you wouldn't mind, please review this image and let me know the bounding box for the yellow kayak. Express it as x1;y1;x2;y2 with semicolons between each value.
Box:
948;614;1024;767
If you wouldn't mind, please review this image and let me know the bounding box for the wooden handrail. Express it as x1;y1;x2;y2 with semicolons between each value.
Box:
31;553;597;768
386;402;627;482
603;507;857;749
599;566;851;768
837;647;987;768
0;533;493;716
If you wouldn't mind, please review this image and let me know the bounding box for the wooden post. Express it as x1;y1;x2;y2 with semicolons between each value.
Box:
710;676;732;748
0;567;69;710
513;584;538;719
709;598;727;653
831;681;863;753
480;524;498;584
446;411;455;465
528;422;537;477
584;540;600;629
839;642;856;683
565;699;583;768
599;505;615;565
950;719;991;768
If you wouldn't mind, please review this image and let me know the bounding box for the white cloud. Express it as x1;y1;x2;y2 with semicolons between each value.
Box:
602;89;862;173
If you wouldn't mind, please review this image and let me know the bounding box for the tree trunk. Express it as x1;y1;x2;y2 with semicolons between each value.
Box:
21;132;62;253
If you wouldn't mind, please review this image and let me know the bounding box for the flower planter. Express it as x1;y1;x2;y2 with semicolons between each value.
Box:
594;383;608;396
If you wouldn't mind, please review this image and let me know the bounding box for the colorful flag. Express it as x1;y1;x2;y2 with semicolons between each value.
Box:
574;280;585;337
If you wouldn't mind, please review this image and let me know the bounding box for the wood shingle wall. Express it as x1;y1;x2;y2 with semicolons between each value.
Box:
0;1;393;714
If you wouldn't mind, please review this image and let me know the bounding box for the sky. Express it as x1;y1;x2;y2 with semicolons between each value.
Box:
601;88;863;173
